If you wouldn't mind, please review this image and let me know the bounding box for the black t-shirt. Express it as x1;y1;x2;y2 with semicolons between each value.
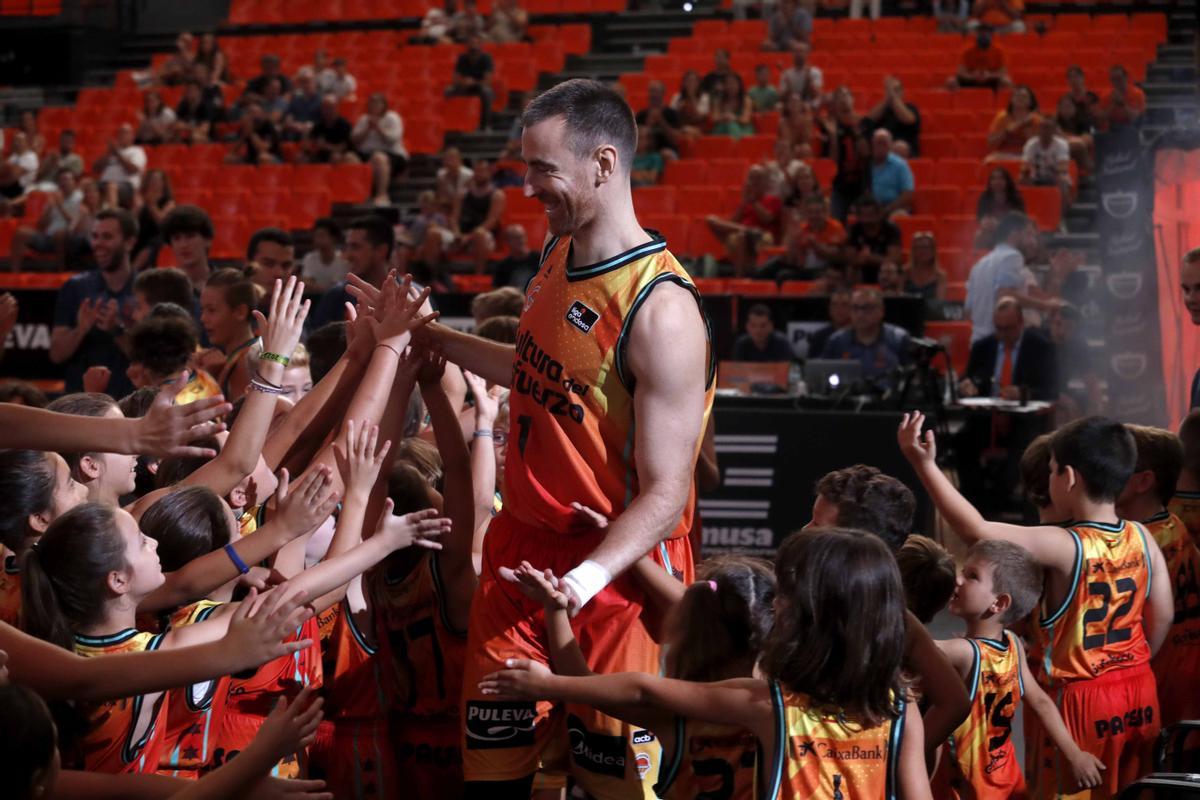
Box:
876;102;921;156
455;51;494;81
831;121;869;196
310;116;353;149
494;251;539;290
733;331;795;362
848;221;901;256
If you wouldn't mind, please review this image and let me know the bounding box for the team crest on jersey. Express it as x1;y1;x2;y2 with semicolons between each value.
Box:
566;301;599;334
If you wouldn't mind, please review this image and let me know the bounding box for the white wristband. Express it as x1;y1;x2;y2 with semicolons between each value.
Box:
561;559;612;610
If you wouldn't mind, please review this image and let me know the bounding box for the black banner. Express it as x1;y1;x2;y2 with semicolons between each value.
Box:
1096;127;1167;425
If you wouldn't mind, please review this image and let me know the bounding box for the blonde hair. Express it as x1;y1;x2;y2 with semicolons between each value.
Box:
289;343;310;370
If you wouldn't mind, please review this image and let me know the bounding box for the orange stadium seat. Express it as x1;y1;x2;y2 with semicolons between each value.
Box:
915;186;963;217
633;187;677;216
1023;185;1063;231
925;321;972;375
945;282;967;303
780;280;820;297
727;279;777;296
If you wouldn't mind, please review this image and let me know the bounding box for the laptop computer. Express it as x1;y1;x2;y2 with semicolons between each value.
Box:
804;359;863;396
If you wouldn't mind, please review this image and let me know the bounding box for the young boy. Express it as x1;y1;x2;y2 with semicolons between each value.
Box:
1119;424;1200;728
934;540;1104;796
899;413;1173;797
1169;409;1200;542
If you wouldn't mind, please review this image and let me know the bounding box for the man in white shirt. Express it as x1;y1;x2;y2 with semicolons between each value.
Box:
0;131;39;205
1021;117;1072;223
964;212;1042;342
317;57;357;101
778;41;823;106
94;123;147;207
10;167;84;270
351;92;407;206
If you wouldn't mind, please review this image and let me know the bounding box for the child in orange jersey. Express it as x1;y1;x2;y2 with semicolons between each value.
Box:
900;413;1174;798
934;540;1103;797
481;528;932;800
1117;425;1200;728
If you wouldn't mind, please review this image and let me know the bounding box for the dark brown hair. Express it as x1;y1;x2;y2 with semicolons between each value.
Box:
0;450;57;553
666;555;775;682
0;684;57;798
522;79;637;172
44;393;118;477
1126;424;1184;507
139;486;231;573
1050;417;1136;503
134;266;194;310
206;268;258;322
763;528;907;727
476;315;520;344
815;465;915;552
21;503;126;651
895;535;956;624
1019;433;1053;510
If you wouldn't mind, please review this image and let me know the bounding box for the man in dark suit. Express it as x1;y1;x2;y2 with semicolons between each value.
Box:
959;296;1058;401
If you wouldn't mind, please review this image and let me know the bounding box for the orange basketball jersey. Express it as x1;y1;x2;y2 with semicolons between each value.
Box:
655;717;757;800
321;601;389;720
504;234;715;537
939;632;1026;799
1144;511;1200;724
1168;490;1200;546
74;629;171;774
1038;520;1153;684
372;552;467;718
158;600;229;778
0;548;19;627
760;681;904;800
226;614;323;717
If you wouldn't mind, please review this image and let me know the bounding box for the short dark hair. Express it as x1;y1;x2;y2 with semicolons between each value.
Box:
472;287;525;322
815;465;915;552
306;321;347;384
0;381;48;408
161;205;214;242
1049;417;1137;503
895;535;957;624
1127;424;1184;507
855;194;882;212
246;227;293;262
44;393;118;477
96;208;138;240
129;316;198;379
117;387;159;419
313;217;342;240
348;215;394;257
522;79;637;173
1184;247;1200;267
968;540;1043;624
476;315;520;344
134;268;194;310
995;211;1031;244
1019;433;1053;510
746;303;772;320
206;268;258;318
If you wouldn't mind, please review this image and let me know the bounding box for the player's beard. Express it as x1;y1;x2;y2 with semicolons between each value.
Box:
99;242;128;273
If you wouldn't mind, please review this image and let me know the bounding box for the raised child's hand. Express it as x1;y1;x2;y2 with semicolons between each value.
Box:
898;411;937;465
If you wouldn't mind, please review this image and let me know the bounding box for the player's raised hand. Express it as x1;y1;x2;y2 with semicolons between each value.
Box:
479;658;554;700
898;412;936;465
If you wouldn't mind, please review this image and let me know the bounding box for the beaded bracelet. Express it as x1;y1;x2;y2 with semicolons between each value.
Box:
250;379;285;395
259;351;290;367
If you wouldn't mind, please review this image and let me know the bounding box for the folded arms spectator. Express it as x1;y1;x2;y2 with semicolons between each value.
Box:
225;102;281;165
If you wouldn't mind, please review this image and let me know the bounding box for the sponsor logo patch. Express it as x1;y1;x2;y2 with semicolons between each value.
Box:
464;700;537;750
568;714;626;777
565;301;600;334
632;729;655;745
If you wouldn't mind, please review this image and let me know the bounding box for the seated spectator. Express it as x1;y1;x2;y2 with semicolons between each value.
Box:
243;53;292;101
760;193;846;281
131;168;175;272
282;67;322;140
747;65;780;112
709;74;755;139
260;78;290;124
868;130;914;218
671;70;710;133
194;32;228;85
493;224;538;289
631;126;665;187
33;129;84;189
446;34;495;130
305;94;356;163
636;81;683;157
0;132;39;211
778;42;823;108
489;0;528;43
700;49;736;97
150;32;196;87
436;147;473;211
134;90;176;145
986;84;1041;160
161;204;215;290
352;93;407;206
451;0;487;43
903;230;948;300
763;0;812;51
777;92;822;160
245;228;295;292
847;195;903;284
1054;94;1094;175
821;287;910;382
706;164;783;276
1062;65;1099;127
976;166;1025;224
131;266;194;324
967;0;1025;34
733;304;795;362
300;217;350;292
399;190;454;285
450;159;505;274
317;57;357;101
226;102;281;165
1021;117;1072;224
17;111;45;160
1098;65;1145;131
93;123;147;207
878;261;905;296
174;74;225;143
946;27;1011;90
417;5;454;44
780;159;822;211
960;297;1056;400
823;86;869;220
865;77;921;157
9;168;86;271
806;286;853;357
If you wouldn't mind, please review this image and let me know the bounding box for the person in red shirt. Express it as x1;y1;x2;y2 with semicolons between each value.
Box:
705;164;783;276
1098;65;1146;131
946;27;1012;90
